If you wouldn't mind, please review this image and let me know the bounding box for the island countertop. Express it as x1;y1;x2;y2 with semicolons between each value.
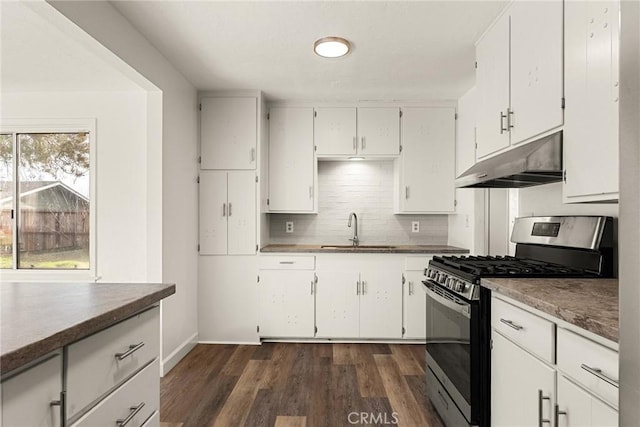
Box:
1;282;175;373
260;244;469;254
481;277;619;343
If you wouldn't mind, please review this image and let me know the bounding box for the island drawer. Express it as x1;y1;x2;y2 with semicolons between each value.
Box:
491;296;555;364
70;359;159;427
67;306;159;420
557;327;619;408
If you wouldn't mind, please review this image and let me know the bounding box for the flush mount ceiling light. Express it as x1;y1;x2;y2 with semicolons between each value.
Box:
314;36;351;58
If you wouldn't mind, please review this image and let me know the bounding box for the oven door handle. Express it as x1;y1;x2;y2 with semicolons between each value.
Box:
424;282;471;319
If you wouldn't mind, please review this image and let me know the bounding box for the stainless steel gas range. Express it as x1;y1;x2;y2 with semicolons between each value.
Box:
423;216;614;427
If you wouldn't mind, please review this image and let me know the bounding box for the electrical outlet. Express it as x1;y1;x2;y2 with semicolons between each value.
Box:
412;221;420;233
285;221;294;233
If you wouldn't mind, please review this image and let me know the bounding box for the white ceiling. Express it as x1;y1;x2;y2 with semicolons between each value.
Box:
112;1;507;101
0;1;143;92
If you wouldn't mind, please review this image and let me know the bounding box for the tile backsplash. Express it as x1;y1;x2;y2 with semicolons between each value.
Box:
269;161;448;245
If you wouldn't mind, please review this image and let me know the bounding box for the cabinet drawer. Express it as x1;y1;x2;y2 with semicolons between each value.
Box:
141;411;159;427
492;297;555;363
557;328;619;408
71;359;159;427
259;255;315;270
405;256;432;271
67;306;159;419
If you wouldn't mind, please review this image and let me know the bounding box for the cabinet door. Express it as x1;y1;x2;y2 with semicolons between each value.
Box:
509;0;563;145
491;331;556;427
475;12;510;159
359;268;402;339
557;376;618;427
357;107;400;155
404;271;427;339
400;107;455;213
268;107;315;212
314;107;357;156
563;0;619;202
227;171;256;255
1;354;62;427
199;171;228;255
200;97;257;170
315;270;360;338
258;270;315;338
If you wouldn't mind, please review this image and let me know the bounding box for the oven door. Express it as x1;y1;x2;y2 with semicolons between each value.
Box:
424;280;473;423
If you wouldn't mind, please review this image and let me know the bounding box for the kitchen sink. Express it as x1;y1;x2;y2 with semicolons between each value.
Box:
320;245;396;250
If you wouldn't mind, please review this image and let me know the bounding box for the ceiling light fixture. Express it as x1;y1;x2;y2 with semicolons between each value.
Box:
314;36;351;58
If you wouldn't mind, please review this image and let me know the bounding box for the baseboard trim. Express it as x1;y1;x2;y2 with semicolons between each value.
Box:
261;338;426;344
162;332;198;376
198;340;261;345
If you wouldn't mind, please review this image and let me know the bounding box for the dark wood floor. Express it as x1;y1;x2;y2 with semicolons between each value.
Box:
160;343;444;427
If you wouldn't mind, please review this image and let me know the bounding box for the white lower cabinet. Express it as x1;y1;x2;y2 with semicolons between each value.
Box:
491;295;619;427
557;376;617;427
315;269;361;338
315;257;403;339
71;359;159;427
491;330;556;427
258;269;316;338
1;353;63;427
403;256;431;339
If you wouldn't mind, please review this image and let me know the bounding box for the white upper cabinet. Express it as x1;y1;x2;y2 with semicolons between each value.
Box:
357;107;400;156
314;107;357;156
563;0;620;203
475;0;563;160
476;12;510;159
199;171;256;255
314;107;400;157
268;107;316;212
399;107;456;213
200;97;257;170
509;0;564;145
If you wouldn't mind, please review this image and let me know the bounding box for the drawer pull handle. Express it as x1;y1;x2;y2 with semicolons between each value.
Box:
580;364;619;388
279;261;295;264
500;318;524;331
538;389;551;426
116;402;145;427
115;342;145;360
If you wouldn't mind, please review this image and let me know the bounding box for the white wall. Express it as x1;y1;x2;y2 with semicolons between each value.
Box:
518;182;619;218
269;161;449;245
50;0;199;374
1;91;151;282
619;0;640;422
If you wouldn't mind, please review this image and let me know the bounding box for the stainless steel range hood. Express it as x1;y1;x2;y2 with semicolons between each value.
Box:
455;131;563;188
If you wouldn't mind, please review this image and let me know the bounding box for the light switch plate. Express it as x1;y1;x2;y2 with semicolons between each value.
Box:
285;221;294;233
412;221;420;233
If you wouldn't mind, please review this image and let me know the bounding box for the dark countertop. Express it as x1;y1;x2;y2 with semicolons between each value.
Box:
1;282;175;374
260;244;469;254
481;278;619;343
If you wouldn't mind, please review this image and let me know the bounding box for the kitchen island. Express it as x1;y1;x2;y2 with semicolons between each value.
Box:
1;282;175;427
1;282;175;373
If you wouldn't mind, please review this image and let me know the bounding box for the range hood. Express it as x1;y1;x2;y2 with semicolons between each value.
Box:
456;131;563;188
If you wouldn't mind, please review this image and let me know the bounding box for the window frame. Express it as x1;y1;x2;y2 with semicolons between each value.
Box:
0;118;97;282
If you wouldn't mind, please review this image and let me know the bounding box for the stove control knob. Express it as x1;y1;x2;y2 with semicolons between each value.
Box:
457;282;465;292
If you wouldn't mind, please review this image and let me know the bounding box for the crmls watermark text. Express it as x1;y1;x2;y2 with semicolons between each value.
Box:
348;412;399;425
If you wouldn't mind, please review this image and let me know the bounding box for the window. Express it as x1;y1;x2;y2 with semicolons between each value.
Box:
1;129;92;271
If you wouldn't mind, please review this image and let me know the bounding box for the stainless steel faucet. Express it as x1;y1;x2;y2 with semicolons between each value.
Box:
348;212;359;247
